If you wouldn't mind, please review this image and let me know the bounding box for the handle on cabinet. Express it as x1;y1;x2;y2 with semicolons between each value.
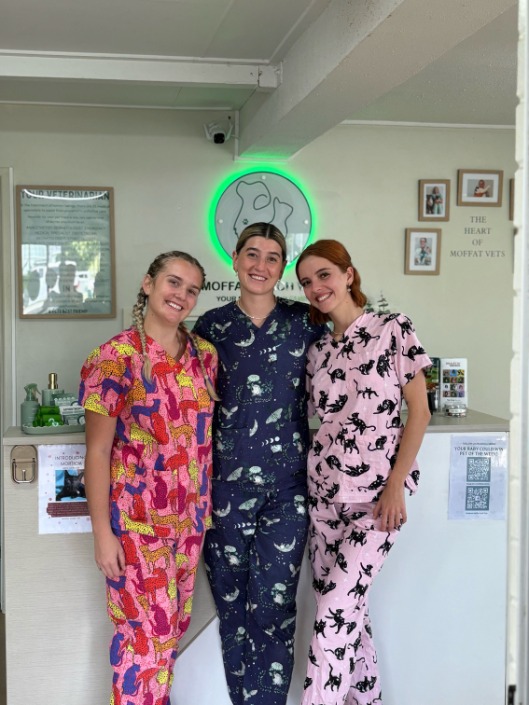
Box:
11;445;37;484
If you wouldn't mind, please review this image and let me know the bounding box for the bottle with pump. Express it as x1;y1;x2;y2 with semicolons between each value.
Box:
20;383;40;426
42;372;64;406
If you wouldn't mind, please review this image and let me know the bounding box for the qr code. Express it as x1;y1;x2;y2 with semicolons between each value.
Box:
466;457;491;483
465;485;490;511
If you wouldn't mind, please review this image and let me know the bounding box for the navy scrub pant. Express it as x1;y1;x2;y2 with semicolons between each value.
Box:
204;477;309;705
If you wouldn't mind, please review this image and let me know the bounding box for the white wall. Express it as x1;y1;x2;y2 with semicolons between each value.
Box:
0;105;515;423
292;123;515;420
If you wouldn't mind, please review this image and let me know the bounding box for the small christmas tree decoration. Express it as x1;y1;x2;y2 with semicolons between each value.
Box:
376;292;391;314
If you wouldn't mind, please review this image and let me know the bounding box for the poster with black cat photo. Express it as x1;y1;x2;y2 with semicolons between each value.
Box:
38;444;91;534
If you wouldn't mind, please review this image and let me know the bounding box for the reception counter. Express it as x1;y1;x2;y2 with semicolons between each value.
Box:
175;410;509;705
1;411;508;705
406;407;508;433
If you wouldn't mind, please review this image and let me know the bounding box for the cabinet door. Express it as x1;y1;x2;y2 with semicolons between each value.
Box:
3;443;111;705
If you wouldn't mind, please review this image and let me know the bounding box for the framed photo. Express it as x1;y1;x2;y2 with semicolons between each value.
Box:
418;179;450;221
457;169;503;207
509;178;514;221
404;228;441;275
17;185;115;319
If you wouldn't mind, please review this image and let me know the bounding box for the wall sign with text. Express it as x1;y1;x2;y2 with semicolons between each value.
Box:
17;185;115;319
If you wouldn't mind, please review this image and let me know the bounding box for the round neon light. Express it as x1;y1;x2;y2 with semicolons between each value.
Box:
209;168;314;268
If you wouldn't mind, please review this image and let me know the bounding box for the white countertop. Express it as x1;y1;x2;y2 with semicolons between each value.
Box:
2;427;86;445
409;408;508;433
308;408;509;434
3;409;509;446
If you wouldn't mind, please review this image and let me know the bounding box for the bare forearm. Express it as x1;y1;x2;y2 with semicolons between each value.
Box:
83;410;117;537
83;410;124;577
374;371;430;529
84;448;113;535
389;370;431;485
389;406;431;485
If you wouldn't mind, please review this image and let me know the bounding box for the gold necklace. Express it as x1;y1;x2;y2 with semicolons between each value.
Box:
331;309;365;339
237;297;277;320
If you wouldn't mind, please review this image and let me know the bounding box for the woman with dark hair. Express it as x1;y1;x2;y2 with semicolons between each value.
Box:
79;250;218;705
194;223;325;705
296;239;431;705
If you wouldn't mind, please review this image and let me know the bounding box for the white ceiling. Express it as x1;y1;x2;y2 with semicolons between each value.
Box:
0;0;518;157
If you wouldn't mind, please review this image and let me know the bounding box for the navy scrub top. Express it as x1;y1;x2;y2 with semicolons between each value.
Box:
194;298;325;489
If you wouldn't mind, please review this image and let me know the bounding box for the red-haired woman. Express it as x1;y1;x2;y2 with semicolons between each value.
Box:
296;240;431;705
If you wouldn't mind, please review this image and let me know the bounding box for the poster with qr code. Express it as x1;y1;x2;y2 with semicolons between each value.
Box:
448;434;507;519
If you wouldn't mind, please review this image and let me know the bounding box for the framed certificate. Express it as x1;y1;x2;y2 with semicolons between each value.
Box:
17;185;115;319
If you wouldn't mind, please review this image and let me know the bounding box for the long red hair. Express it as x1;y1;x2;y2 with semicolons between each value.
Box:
296;239;367;325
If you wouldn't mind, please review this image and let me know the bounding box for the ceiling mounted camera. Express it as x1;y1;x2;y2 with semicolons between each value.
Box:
204;116;233;144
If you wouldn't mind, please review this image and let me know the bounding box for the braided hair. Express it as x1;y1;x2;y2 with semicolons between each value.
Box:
131;251;219;400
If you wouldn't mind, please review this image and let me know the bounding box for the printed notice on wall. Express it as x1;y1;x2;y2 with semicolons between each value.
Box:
17;186;114;318
38;444;92;534
448;434;507;520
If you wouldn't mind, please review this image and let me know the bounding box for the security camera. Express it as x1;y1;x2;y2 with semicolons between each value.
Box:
204;117;233;144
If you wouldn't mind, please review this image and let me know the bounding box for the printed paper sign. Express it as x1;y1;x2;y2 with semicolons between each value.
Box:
38;444;91;534
448;434;507;520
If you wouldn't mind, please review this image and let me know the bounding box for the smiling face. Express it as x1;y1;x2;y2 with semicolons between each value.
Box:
142;257;203;328
233;235;285;296
297;254;354;319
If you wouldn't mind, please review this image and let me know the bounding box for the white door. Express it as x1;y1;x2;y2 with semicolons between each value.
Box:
507;3;529;703
0;166;16;611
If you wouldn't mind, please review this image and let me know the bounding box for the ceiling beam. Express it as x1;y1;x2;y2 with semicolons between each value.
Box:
0;51;280;89
237;0;517;159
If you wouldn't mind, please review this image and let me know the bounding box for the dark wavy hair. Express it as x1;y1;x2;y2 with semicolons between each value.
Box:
296;239;367;325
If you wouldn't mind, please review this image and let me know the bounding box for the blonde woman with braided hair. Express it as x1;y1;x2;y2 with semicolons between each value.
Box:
79;250;218;705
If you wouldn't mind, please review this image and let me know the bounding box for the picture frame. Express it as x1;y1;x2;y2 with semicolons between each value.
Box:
509;178;514;221
418;179;450;222
457;169;503;207
17;185;115;319
404;228;441;275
